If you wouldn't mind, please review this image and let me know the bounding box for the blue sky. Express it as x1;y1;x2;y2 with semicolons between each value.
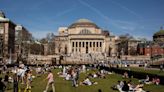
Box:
0;0;164;40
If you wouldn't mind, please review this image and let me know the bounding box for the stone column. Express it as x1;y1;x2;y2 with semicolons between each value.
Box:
69;41;72;54
83;41;85;54
77;41;79;53
79;41;81;53
100;41;102;52
95;41;97;53
91;41;94;53
102;41;105;53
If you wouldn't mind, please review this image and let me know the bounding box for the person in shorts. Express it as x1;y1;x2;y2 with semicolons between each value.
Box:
44;70;55;92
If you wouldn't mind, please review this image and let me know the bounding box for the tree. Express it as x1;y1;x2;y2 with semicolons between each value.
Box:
30;43;44;55
46;33;54;42
129;46;137;55
40;38;48;44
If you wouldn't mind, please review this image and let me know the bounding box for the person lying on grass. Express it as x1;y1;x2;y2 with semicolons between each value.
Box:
112;80;145;92
139;75;150;84
80;77;98;86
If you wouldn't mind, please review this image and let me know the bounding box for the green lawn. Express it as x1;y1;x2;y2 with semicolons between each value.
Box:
120;67;164;76
3;68;164;92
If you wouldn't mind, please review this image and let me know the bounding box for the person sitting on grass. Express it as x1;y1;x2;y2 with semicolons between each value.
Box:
127;80;135;91
122;72;129;78
122;81;129;92
96;71;106;79
87;72;98;78
152;76;160;85
134;82;145;92
80;77;98;86
111;80;124;91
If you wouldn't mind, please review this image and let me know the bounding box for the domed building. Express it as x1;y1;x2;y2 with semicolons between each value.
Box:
153;27;164;42
53;19;116;64
68;19;99;28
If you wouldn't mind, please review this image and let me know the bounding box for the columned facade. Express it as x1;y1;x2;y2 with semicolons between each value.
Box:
70;40;104;54
53;19;116;64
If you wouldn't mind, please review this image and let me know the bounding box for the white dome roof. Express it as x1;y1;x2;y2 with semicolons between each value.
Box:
69;18;99;28
75;18;93;23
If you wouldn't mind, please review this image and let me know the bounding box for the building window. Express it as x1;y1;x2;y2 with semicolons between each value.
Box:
90;42;92;47
76;42;78;47
97;42;99;47
72;42;74;47
86;42;88;47
79;29;91;34
83;42;84;47
100;42;102;47
79;42;81;47
93;42;95;47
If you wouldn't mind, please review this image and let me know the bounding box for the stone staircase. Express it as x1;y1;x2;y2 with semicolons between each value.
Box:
63;53;105;64
152;57;164;65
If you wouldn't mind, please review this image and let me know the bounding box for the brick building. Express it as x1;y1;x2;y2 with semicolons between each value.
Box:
137;42;164;56
0;11;16;63
137;27;164;57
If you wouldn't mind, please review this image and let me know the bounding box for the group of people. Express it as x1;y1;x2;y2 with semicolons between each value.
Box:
140;75;160;85
113;80;145;92
0;63;163;92
0;64;33;92
0;64;56;92
58;65;112;87
58;65;81;87
112;72;161;92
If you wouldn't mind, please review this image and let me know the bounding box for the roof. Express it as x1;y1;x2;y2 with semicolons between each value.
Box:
68;18;99;28
0;11;5;18
138;41;164;48
76;19;92;23
0;11;9;22
154;28;164;36
0;17;9;22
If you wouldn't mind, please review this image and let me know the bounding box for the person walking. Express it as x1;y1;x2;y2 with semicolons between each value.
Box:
160;64;163;72
75;68;80;86
44;70;55;92
26;70;32;90
0;77;6;92
71;68;77;87
13;74;18;92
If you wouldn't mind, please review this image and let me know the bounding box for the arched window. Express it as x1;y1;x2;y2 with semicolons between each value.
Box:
79;29;91;34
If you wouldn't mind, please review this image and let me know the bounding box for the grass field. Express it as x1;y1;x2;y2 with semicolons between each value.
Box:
120;67;164;76
2;68;164;92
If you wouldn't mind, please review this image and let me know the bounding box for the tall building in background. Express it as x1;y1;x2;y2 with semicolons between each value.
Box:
0;11;16;63
53;19;116;64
